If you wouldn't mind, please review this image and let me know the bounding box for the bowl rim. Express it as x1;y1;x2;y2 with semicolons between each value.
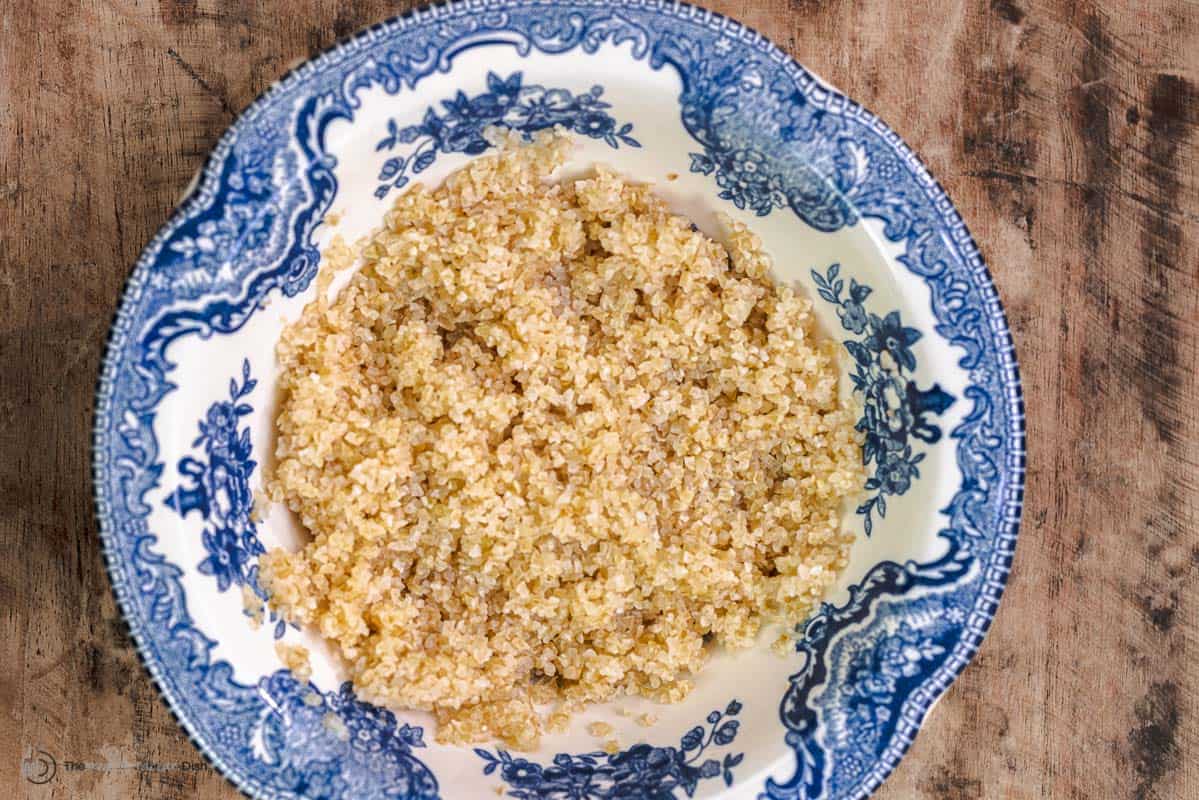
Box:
91;2;1027;798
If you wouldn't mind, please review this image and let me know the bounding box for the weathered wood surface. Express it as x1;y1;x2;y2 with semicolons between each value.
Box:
1;1;1196;798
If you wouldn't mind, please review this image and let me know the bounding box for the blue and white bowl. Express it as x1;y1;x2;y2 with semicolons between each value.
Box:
93;2;1025;798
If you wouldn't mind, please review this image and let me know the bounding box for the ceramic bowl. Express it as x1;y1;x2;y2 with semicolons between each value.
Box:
93;2;1025;798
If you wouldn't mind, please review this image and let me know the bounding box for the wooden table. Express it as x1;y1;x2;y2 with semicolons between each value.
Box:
2;1;1195;798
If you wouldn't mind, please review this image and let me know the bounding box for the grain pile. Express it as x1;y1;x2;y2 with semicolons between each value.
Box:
261;130;863;749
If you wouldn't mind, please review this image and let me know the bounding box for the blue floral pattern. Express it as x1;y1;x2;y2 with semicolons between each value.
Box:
167;149;277;277
93;4;1024;800
373;71;639;199
655;37;856;228
478;702;743;799
254;674;439;799
806;592;966;793
839;624;946;749
811;264;955;535
146;126;314;309
164;360;287;638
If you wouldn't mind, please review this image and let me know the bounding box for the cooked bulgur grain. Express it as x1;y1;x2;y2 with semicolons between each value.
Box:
322;711;350;741
275;641;312;683
242;583;264;630
587;721;615;738
250;488;269;524
636;712;658;728
261;130;863;749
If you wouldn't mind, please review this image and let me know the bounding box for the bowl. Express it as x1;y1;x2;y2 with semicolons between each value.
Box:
93;2;1025;798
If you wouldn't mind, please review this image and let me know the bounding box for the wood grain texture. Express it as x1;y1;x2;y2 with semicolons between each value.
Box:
1;1;1195;798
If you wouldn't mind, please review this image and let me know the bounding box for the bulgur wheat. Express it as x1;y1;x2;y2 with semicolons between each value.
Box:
261;130;863;749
